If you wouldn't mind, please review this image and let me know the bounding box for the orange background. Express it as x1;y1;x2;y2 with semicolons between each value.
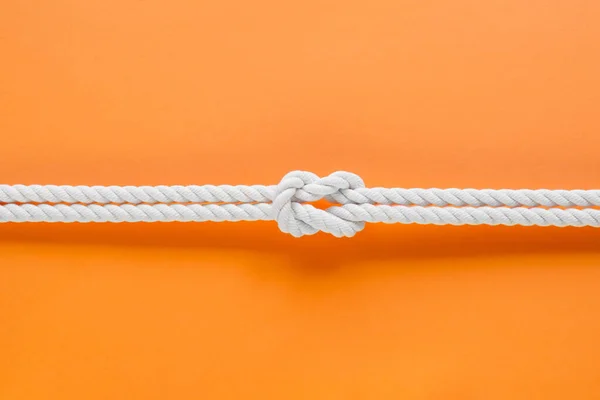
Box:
1;1;600;398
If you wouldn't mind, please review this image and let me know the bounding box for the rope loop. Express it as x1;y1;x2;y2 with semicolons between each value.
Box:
272;171;365;237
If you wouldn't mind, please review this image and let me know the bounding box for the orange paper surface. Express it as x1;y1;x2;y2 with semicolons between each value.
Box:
1;1;600;398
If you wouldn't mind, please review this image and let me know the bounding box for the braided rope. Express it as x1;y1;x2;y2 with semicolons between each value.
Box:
1;171;599;237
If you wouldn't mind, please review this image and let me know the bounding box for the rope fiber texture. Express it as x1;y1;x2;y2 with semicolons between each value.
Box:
2;171;599;237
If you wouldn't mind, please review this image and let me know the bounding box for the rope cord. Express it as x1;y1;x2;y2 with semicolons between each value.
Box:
2;170;599;237
3;184;600;208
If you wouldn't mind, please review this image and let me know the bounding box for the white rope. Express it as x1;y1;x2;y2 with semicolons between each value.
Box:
0;184;275;204
1;203;599;236
0;203;272;223
1;170;599;237
329;205;600;228
3;184;600;208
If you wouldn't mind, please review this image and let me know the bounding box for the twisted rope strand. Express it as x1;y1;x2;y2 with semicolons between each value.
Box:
1;203;599;230
2;171;599;237
0;184;274;205
0;203;272;223
328;204;600;227
2;184;600;208
337;188;600;208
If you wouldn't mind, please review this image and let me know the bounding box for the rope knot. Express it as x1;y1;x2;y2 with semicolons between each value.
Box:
272;171;365;237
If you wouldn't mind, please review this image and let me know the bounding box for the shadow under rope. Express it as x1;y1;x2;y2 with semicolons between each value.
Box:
0;221;599;268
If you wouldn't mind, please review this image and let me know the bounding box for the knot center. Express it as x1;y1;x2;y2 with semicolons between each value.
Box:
272;171;365;237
